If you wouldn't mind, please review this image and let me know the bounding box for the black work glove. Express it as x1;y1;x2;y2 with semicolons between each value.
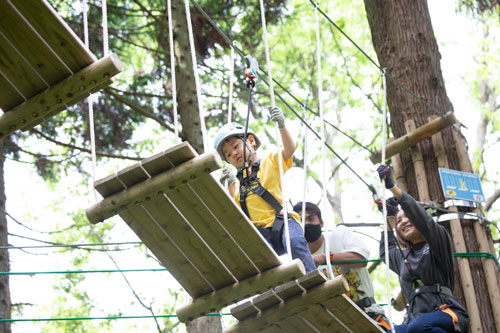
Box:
377;165;396;189
377;197;399;217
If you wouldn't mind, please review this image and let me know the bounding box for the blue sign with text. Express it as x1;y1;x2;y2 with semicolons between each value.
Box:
438;168;485;202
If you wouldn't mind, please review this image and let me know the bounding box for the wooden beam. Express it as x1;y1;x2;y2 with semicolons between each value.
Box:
0;53;122;138
430;122;482;332
369;111;455;164
224;276;348;332
451;124;500;330
176;259;306;323
85;151;222;224
405;119;430;202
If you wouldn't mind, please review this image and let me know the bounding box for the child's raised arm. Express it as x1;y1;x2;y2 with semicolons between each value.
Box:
270;106;295;161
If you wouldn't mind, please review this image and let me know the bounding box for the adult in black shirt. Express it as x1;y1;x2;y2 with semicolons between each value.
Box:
377;165;469;333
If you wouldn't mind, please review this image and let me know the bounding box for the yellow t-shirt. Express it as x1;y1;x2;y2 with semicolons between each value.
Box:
233;151;300;228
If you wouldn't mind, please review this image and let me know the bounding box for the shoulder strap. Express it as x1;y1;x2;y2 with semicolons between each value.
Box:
238;160;283;219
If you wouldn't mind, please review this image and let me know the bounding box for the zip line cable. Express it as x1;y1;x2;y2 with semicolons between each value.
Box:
307;0;466;126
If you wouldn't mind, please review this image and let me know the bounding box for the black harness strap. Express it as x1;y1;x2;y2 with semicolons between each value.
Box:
237;160;283;218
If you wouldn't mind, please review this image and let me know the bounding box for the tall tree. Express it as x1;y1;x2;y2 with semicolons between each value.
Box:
0;143;11;333
364;1;498;331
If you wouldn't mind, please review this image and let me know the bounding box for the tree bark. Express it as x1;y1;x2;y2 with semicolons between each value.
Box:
364;1;497;331
0;143;11;333
171;0;204;154
170;1;220;331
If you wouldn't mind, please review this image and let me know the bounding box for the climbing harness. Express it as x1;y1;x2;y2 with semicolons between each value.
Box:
237;160;283;219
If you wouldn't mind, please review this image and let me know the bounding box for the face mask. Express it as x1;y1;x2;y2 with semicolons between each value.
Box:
304;224;322;243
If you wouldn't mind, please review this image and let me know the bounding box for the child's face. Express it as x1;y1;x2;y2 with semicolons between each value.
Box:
395;210;424;245
221;135;255;168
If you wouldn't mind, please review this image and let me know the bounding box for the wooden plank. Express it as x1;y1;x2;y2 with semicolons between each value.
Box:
0;0;71;86
405;119;430;202
0;53;122;138
119;205;210;297
170;178;260;280
141;143;197;177
94;142;196;197
275;315;320;332
190;175;281;271
322;295;384;333
225;276;348;332
0;32;47;100
0;73;24;111
177;259;305;322
300;304;347;332
86;151;221;224
11;0;95;72
142;193;235;294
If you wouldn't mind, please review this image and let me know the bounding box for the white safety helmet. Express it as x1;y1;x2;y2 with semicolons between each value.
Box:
214;122;261;161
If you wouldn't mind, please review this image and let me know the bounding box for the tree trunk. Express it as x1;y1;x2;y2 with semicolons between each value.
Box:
170;1;221;331
171;0;204;154
364;1;497;332
0;144;11;333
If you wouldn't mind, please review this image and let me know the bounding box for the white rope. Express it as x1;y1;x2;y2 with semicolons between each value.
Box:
167;0;179;143
301;104;308;231
227;47;235;124
184;0;208;152
101;0;109;56
82;0;97;197
381;68;394;331
258;0;291;261
314;3;334;280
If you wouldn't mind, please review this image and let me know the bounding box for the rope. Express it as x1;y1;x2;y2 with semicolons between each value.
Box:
307;0;450;122
0;313;232;323
82;0;98;197
314;2;334;280
228;47;235;123
101;0;109;56
258;0;291;261
301;104;308;231
380;67;394;330
184;0;208;152
167;0;179;143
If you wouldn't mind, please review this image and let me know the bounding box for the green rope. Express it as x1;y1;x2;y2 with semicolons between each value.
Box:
0;268;167;276
0;313;232;323
329;252;499;266
1;252;496;276
454;252;499;266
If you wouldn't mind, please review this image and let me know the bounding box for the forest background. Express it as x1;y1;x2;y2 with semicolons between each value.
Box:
1;0;499;332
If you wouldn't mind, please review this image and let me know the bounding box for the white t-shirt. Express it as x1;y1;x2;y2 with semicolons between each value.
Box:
314;225;384;315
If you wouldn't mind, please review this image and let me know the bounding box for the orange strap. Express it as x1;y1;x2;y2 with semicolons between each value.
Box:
439;304;458;331
376;314;391;331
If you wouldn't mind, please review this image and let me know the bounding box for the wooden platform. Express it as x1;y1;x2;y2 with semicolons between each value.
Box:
0;0;122;137
85;142;306;322
226;270;385;333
